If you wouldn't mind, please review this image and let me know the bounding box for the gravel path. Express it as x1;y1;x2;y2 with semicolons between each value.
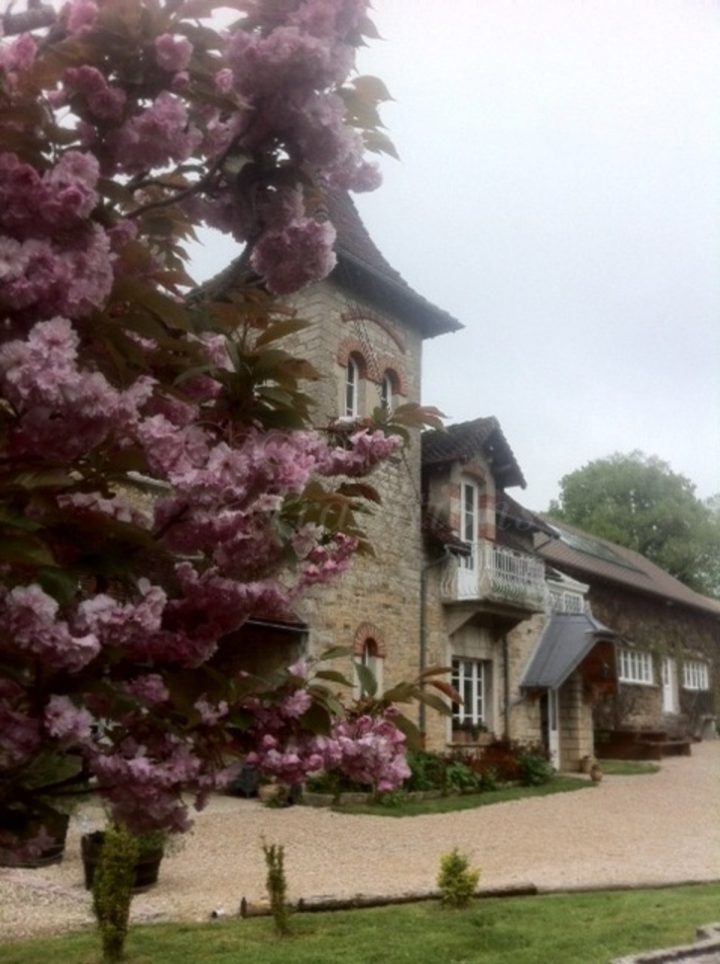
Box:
2;742;719;943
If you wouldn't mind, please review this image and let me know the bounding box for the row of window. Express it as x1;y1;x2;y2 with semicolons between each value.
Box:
618;648;710;690
345;356;400;417
451;652;711;729
548;589;584;614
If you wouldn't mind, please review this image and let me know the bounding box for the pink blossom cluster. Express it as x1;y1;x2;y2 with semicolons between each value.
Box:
108;93;202;175
0;152;113;321
298;533;358;587
0;584;100;672
89;739;213;832
0;0;404;847
246;708;410;792
0;317;153;460
320;428;402;475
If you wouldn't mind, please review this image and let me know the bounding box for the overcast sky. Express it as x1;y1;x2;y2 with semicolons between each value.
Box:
355;0;720;510
194;0;720;510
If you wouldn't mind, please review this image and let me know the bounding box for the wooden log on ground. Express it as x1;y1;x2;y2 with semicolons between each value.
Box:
239;883;538;918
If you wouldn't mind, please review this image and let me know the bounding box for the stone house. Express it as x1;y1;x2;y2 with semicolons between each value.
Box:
206;192;720;770
534;518;720;747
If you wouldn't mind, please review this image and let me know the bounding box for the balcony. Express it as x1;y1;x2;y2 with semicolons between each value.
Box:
441;540;548;611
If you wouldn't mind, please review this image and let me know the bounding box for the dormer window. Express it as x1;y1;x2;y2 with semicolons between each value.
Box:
345;355;361;417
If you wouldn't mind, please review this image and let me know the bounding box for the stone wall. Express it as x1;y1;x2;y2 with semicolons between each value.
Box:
276;280;427;717
558;673;594;769
588;582;720;733
506;612;545;744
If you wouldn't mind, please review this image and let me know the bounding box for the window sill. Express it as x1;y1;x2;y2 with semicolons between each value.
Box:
618;679;657;687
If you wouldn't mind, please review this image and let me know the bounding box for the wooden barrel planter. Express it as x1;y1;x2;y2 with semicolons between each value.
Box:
0;809;70;868
81;832;164;892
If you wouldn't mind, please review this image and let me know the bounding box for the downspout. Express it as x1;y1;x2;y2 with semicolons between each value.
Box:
502;634;510;739
419;548;453;740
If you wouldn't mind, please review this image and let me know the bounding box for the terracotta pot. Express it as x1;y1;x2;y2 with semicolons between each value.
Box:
579;755;593;774
590;764;603;783
81;832;164;892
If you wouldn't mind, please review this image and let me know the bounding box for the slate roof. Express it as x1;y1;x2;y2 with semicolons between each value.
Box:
537;517;720;618
194;190;461;339
521;611;616;690
325;191;462;338
496;493;556;537
421;417;526;489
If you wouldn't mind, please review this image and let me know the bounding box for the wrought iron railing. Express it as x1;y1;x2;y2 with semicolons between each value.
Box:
441;540;548;610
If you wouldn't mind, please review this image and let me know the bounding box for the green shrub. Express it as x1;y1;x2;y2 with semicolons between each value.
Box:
261;840;291;937
305;770;369;797
444;760;479;793
405;751;447;791
475;767;498;792
437;848;480;908
517;752;553;786
92;826;139;962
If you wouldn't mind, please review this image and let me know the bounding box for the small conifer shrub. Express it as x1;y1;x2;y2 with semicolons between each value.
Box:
437;848;480;909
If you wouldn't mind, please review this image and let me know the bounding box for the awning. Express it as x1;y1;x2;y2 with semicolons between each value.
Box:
521;611;616;690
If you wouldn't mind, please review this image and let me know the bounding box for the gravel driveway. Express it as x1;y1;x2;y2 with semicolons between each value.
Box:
2;742;719;942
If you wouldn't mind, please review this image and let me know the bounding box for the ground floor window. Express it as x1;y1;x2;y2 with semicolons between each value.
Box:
452;658;487;725
618;647;654;685
354;638;383;698
682;659;709;691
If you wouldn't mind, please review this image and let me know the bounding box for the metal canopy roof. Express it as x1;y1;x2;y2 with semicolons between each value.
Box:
521;611;616;690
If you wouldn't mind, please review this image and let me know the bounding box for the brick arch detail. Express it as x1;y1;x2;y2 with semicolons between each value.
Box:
352;622;387;658
377;356;408;397
336;337;371;379
341;310;407;354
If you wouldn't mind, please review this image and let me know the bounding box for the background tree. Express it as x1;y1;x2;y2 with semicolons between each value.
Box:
549;451;720;597
0;0;450;863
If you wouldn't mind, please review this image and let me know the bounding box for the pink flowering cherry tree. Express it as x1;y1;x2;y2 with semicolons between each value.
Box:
0;0;451;861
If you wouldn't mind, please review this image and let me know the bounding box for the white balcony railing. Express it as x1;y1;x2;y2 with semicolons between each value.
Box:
441;540;548;610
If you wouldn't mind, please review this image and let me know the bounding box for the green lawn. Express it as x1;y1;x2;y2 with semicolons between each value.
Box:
599;759;661;776
333;775;593;817
5;883;720;963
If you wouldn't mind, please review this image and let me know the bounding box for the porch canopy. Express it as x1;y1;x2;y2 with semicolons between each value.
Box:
521;611;616;691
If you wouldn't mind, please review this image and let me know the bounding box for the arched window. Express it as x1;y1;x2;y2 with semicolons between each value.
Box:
345;355;360;418
355;638;384;698
380;372;395;413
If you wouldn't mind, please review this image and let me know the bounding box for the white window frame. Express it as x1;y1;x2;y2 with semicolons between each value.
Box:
345;356;360;418
618;647;654;685
682;659;709;691
380;372;395;413
452;658;486;725
549;589;584;613
562;592;583;613
354;639;383;698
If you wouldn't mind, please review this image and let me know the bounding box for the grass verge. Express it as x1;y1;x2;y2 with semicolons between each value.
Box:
333;775;592;817
598;759;661;776
4;883;720;963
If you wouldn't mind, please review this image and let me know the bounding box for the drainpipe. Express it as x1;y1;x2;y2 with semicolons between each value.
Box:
419;548;453;740
502;634;511;739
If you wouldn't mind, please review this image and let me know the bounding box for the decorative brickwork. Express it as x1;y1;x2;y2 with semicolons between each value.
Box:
376;357;408;397
341;310;407;353
336;338;370;376
352;622;387;657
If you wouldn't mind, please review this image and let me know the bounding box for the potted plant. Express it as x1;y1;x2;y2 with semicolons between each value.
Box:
81;828;166;892
0;802;70;867
0;753;88;868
